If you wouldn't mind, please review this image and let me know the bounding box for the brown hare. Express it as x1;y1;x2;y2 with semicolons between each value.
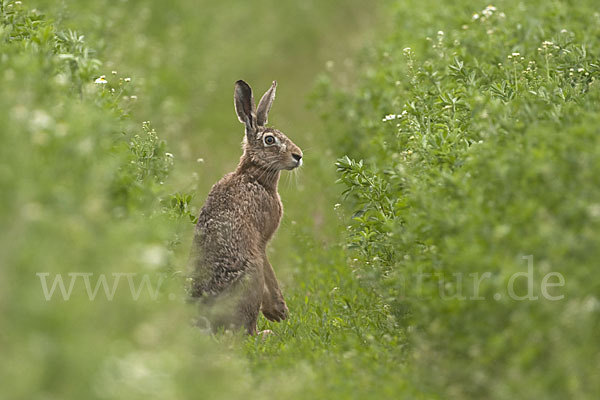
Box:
189;80;303;335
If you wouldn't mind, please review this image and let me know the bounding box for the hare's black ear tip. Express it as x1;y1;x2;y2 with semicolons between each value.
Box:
235;80;250;88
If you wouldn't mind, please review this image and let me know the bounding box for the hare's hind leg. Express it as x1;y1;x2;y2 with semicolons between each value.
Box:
232;263;264;335
196;261;264;335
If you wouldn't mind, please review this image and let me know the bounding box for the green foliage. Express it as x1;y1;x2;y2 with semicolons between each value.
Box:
0;1;180;213
8;0;599;398
111;121;175;213
1;1;393;399
325;1;600;398
0;2;245;398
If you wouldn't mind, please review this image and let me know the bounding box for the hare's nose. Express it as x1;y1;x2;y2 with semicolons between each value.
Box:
292;153;302;162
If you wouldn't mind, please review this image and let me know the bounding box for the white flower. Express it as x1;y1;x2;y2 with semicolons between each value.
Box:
560;29;568;33
383;112;406;122
94;75;107;84
124;77;131;82
31;110;53;130
511;52;520;57
437;30;444;36
165;152;174;158
130;95;138;100
472;13;480;20
141;245;167;269
542;41;554;48
482;5;497;17
111;70;117;75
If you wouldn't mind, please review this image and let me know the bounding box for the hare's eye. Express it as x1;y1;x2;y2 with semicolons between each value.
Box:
264;135;276;145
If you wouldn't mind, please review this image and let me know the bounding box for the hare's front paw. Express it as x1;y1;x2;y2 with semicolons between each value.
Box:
262;298;289;322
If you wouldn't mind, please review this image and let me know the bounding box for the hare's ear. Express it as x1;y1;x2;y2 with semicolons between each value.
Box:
256;81;276;127
234;80;256;134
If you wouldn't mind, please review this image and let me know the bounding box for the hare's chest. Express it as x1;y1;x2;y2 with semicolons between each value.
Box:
241;182;282;241
260;194;282;241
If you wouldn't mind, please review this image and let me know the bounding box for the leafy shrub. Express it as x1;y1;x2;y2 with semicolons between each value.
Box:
324;1;600;398
0;3;236;399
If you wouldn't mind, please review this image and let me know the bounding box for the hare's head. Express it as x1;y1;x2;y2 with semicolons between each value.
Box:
234;80;303;171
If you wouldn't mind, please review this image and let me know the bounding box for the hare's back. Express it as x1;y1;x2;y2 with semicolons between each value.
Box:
195;174;270;258
191;175;272;295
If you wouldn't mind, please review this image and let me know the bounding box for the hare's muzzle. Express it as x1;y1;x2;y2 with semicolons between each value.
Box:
292;153;303;167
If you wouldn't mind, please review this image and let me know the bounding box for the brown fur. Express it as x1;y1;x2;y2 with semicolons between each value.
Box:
189;80;302;335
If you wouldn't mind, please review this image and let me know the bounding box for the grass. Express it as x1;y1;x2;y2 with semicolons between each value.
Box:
2;0;599;399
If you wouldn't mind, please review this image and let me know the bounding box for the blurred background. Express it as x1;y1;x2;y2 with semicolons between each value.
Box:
41;0;377;218
2;0;599;398
35;0;382;268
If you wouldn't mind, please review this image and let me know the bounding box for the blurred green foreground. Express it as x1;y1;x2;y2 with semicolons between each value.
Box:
1;0;599;399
